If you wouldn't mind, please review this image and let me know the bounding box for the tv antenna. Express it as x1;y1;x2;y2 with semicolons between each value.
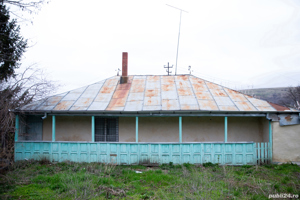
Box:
115;68;121;76
188;66;193;74
166;4;188;75
164;62;173;75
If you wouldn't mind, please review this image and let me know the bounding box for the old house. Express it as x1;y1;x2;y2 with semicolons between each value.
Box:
13;53;300;165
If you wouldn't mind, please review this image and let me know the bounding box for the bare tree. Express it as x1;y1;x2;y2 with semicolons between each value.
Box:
0;64;56;165
280;86;300;110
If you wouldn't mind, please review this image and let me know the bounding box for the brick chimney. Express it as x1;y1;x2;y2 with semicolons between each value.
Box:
120;52;128;84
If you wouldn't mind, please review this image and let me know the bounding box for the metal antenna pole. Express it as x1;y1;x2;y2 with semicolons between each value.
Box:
175;11;182;75
166;4;188;75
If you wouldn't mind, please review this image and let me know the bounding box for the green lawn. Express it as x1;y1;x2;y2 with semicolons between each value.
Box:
1;160;299;199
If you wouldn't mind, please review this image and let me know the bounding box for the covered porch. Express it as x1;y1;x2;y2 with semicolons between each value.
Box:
14;113;273;165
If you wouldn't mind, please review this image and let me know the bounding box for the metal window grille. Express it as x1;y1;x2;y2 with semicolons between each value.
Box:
95;117;119;142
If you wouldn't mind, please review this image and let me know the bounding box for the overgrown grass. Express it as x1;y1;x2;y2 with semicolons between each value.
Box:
0;160;299;199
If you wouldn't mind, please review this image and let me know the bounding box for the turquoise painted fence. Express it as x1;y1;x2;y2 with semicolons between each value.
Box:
255;142;271;165
15;142;257;165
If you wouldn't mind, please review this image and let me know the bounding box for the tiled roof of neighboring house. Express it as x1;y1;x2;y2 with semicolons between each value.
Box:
18;75;293;112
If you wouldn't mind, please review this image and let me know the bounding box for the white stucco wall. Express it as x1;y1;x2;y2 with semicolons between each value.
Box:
119;116;268;143
42;116;269;143
227;117;269;143
272;122;300;162
43;116;91;141
182;117;224;142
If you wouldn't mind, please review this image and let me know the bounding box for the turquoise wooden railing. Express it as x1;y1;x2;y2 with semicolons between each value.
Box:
15;142;257;165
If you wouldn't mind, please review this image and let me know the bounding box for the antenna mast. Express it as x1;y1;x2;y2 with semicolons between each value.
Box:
164;62;173;75
166;4;188;75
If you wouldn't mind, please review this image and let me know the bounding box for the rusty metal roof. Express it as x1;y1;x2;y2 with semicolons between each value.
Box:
19;75;294;112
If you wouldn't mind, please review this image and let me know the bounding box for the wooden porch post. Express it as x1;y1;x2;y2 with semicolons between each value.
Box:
179;116;182;143
136;117;138;143
269;120;272;163
92;116;95;142
52;115;56;142
15;114;19;142
224;116;228;143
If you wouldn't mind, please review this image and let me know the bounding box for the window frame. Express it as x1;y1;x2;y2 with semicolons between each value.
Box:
95;117;119;142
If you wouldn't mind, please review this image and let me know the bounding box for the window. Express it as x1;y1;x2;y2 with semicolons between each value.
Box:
20;115;43;141
95;117;119;142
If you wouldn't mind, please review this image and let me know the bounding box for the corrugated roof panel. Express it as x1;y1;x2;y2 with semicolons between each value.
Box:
61;86;87;101
206;82;222;90
191;83;209;92
198;100;219;110
247;97;272;107
145;89;160;97
71;97;94;109
147;76;160;81
130;79;145;93
54;100;75;110
161;91;177;100
269;102;291;111
177;87;193;96
181;104;199;110
214;97;235;106
145;81;160;89
19;75;290;113
105;77;120;86
144;96;161;106
161;84;176;91
179;96;198;105
107;97;127;109
175;75;189;81
106;106;124;111
219;105;239;111
175;78;192;89
194;91;213;100
94;93;114;102
127;93;144;102
161;76;175;85
234;101;257;111
70;106;88;111
224;88;248;102
69;83;104;110
189;77;208;91
98;85;117;94
107;78;132;110
210;89;228;97
162;99;180;110
133;75;147;79
36;94;66;110
189;76;205;84
143;105;162;111
38;105;57;111
113;89;130;99
124;101;143;111
20;100;44;110
256;106;276;111
88;102;109;110
176;81;191;89
116;83;131;90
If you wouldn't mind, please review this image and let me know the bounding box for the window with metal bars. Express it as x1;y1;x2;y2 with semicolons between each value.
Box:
95;117;119;142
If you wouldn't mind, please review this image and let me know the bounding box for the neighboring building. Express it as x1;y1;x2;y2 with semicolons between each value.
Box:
13;53;300;165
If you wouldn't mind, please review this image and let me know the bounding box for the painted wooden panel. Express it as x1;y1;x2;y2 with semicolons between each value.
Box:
14;142;257;165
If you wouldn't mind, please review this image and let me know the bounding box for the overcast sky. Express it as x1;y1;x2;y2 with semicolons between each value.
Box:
18;0;300;94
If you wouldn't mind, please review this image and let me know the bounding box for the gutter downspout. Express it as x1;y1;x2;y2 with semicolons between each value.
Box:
41;113;47;120
266;113;273;164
